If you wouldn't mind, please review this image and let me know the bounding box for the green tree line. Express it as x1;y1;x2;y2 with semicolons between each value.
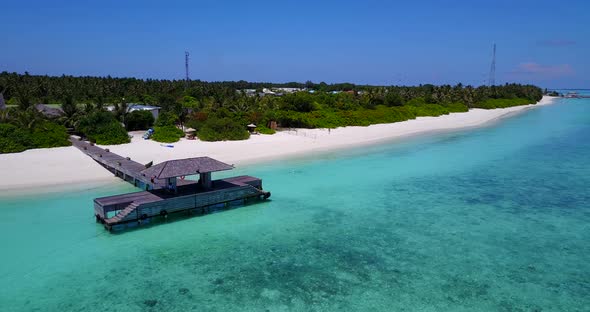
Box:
0;72;543;153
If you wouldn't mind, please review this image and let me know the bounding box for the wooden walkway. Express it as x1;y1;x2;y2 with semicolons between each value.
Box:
69;137;194;190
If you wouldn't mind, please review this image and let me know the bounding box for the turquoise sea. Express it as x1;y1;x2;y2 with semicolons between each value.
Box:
1;97;589;311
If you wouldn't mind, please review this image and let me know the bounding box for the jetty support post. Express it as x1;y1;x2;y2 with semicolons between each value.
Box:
199;172;212;190
167;177;177;193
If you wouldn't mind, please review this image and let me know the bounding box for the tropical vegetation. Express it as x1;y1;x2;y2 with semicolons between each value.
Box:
0;71;544;153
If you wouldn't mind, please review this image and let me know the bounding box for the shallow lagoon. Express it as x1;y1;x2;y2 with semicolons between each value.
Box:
1;98;589;311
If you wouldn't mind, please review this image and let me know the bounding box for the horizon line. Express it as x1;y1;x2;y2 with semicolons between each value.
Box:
1;70;572;89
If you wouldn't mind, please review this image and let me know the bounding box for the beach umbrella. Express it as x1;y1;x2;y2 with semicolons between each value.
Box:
247;124;257;128
185;128;196;133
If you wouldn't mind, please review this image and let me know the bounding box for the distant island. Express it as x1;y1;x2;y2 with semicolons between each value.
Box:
0;71;543;153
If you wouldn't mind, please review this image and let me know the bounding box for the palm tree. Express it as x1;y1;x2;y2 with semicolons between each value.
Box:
11;107;44;130
16;92;33;111
228;96;250;114
59;94;81;129
0;110;9;123
113;98;129;126
0;89;6;111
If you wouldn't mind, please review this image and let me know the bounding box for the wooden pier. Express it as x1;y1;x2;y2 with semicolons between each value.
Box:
70;138;191;190
70;137;270;232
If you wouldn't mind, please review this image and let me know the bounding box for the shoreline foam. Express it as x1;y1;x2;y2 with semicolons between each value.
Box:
0;96;558;194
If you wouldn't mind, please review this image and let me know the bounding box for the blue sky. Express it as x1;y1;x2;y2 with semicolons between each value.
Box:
2;0;588;88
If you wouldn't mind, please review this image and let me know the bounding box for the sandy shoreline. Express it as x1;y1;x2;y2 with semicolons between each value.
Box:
0;96;557;194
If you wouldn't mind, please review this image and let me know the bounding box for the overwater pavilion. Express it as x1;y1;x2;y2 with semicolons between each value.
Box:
140;157;234;193
69;136;271;231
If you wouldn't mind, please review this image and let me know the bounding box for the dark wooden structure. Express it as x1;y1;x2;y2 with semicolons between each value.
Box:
0;92;5;111
70;138;270;232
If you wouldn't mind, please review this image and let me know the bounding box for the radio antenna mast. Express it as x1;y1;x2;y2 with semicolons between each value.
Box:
185;51;190;89
488;44;496;86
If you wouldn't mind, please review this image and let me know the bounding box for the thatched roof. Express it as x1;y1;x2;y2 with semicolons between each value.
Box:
141;157;233;179
35;104;63;117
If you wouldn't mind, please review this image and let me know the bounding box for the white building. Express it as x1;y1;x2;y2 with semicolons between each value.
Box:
106;104;161;120
274;87;303;93
262;88;276;95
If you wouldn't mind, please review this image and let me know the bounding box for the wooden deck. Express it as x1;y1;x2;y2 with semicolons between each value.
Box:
94;176;268;230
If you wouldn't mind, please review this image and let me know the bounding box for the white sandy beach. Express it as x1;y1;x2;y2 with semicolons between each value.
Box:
0;96;557;193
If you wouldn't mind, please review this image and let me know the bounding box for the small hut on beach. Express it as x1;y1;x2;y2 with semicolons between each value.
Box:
185;128;196;140
247;123;257;134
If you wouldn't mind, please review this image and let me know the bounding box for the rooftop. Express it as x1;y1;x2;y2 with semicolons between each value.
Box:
128;104;160;110
141;157;234;179
105;104;161;112
35;104;64;117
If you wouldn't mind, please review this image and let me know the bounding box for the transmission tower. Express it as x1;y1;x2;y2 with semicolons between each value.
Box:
185;51;190;89
488;44;496;86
